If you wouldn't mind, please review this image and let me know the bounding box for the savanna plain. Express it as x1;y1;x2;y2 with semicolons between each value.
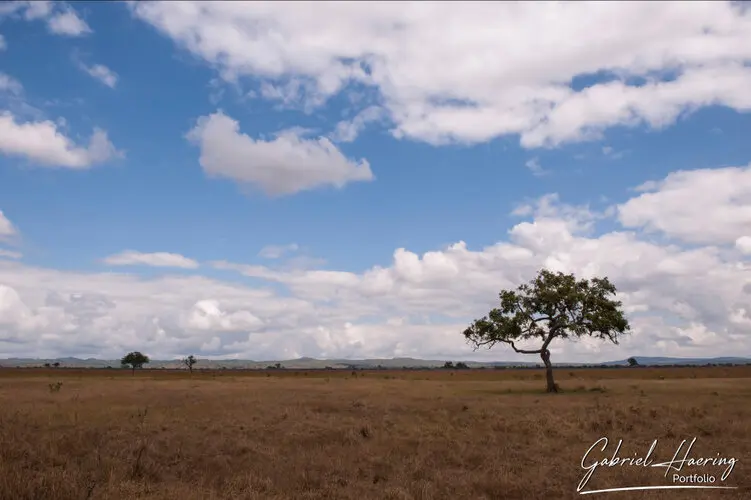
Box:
0;367;749;500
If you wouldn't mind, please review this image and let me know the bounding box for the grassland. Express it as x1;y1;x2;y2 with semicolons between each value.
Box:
1;366;749;499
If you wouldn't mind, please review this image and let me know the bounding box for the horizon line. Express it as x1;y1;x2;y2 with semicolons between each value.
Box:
2;355;750;363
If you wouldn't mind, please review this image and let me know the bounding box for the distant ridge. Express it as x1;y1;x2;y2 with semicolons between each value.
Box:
0;355;749;369
601;356;751;366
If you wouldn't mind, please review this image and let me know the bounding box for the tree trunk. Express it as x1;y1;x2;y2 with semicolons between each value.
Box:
131;366;135;376
541;349;558;393
189;366;193;376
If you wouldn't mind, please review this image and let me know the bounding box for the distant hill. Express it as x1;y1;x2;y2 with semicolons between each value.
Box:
602;356;751;366
0;355;748;369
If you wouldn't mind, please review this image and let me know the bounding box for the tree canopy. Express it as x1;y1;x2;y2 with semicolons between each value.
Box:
183;355;198;374
463;269;630;392
121;351;150;375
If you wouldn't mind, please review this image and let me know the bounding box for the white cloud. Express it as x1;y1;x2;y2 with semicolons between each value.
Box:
0;210;17;239
511;193;600;234
3;162;751;361
736;236;751;255
186;299;264;332
618;164;751;245
207;78;226;105
103;251;199;269
258;79;328;112
47;8;91;36
199;166;751;361
602;145;625;160
281;255;327;272
524;158;550;177
18;1;52;20
0;2;91;37
0;34;6;51
186;111;374;196
0;1;49;19
0;249;22;259
0;264;315;359
131;2;751;148
0;112;123;168
331;106;386;143
521;64;751;148
80;63;118;88
258;243;299;259
0;73;22;95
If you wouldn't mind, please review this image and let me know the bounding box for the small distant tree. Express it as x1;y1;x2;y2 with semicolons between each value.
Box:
53;362;60;368
443;361;454;369
121;351;150;376
275;362;282;369
43;363;51;368
183;355;198;375
627;357;639;367
463;269;630;393
455;361;470;369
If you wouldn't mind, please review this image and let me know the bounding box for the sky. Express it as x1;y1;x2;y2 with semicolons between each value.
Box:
1;1;751;362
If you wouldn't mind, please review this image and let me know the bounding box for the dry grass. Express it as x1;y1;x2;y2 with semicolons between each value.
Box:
0;367;749;499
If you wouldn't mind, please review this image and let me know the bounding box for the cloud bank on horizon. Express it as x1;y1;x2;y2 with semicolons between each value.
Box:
1;1;751;362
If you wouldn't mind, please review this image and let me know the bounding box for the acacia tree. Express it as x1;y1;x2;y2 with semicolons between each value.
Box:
627;357;639;367
463;269;630;393
121;351;150;376
183;355;198;375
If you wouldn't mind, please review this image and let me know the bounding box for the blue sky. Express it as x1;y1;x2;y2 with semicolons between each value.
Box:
1;1;751;362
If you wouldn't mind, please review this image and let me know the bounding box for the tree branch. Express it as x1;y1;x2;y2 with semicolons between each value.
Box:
470;338;499;351
516;304;553;335
515;303;535;323
499;339;543;354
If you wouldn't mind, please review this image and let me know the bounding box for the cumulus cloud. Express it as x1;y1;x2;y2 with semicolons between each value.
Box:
3;164;751;361
736;236;751;255
0;73;22;95
186;299;264;332
524;158;550;178
511;193;601;234
618;164;751;245
0;210;17;239
258;243;299;259
601;146;626;160
0;1;91;37
80;63;118;88
132;1;751;147
331;106;387;143
0;162;751;362
0;249;22;259
103;251;199;269
0;264;314;359
0;112;123;168
186;111;374;196
520;64;751;147
46;8;91;36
